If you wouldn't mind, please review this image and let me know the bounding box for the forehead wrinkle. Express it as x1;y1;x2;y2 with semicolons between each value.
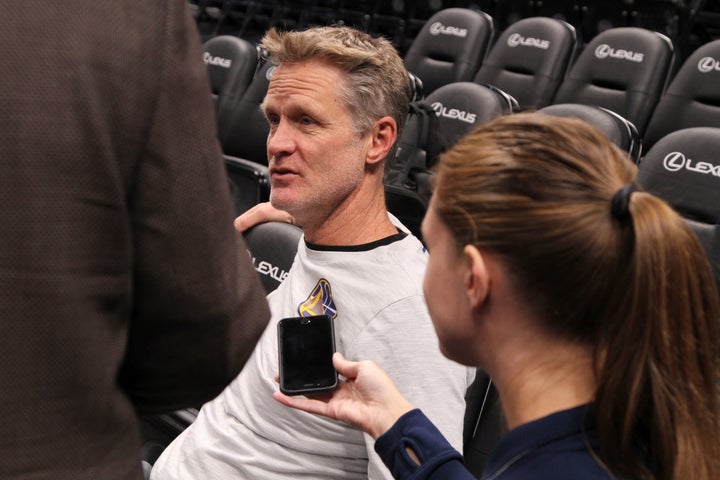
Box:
264;71;349;125
264;61;345;107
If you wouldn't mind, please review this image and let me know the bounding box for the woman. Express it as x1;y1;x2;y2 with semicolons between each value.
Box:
273;113;720;480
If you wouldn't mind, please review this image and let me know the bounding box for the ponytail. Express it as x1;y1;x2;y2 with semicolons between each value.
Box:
594;191;720;480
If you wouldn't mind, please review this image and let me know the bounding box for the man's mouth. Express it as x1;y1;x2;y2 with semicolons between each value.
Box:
269;167;299;183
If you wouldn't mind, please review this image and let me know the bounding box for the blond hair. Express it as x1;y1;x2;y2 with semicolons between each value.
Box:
260;26;411;161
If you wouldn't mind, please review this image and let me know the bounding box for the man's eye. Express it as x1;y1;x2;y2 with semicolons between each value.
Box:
300;117;315;126
266;115;279;126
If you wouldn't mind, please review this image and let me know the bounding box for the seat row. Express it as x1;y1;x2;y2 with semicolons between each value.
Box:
206;8;720;154
191;0;703;58
205;12;720;216
201;8;720;286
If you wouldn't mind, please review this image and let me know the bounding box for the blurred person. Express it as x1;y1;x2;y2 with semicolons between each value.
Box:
274;113;720;480
0;1;270;479
151;26;474;480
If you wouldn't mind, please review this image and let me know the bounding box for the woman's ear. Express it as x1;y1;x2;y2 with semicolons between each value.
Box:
366;116;397;166
463;245;490;309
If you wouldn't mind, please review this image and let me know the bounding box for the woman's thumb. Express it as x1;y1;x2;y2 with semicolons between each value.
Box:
333;352;360;379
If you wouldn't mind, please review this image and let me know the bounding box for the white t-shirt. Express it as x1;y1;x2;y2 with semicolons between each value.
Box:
152;219;474;479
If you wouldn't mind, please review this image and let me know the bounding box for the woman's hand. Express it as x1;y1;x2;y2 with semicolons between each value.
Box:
234;202;298;232
273;352;415;439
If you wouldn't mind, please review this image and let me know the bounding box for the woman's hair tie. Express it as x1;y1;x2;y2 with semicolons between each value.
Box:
610;184;637;222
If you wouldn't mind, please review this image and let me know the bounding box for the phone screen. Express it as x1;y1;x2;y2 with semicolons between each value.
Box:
278;315;338;396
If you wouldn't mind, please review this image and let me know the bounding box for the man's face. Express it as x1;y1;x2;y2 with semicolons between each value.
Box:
262;59;370;223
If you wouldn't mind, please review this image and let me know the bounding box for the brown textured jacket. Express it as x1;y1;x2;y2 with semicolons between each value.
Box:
0;1;270;478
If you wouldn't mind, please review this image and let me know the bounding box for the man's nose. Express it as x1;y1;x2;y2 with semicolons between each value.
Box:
267;119;295;160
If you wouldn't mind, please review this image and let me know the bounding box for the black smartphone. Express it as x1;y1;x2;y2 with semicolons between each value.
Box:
277;315;338;396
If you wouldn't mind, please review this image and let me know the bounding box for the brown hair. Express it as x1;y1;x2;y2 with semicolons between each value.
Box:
434;112;720;480
260;26;411;162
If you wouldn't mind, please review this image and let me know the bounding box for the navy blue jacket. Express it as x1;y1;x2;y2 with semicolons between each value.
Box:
375;405;614;479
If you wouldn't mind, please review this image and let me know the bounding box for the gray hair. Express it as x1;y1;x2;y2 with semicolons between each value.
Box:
260;26;411;161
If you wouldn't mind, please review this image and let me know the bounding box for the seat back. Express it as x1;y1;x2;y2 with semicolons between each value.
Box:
219;60;275;164
636;127;720;288
404;8;494;95
225;155;270;217
474;17;577;109
463;371;505;477
202;35;258;131
553;27;674;134
243;222;303;294
386;82;516;239
643;39;720;150
539;103;642;162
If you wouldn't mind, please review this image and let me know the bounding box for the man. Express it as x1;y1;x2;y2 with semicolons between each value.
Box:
152;26;474;480
0;2;270;479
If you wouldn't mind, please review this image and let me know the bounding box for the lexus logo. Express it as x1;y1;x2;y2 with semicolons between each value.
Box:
429;22;468;38
202;52;232;68
507;33;550;50
430;101;477;123
697;56;720;73
663;151;720;177
595;44;610;58
594;44;644;62
663;151;686;172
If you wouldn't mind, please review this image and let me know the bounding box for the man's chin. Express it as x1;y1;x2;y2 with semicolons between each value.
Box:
269;194;301;218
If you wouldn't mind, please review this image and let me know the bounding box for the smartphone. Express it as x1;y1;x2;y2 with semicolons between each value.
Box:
277;315;338;396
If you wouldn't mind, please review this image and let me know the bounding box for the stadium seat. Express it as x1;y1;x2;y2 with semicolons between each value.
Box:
225;155;270;216
636;127;720;289
202;35;258;132
243;221;304;294
463;371;505;478
474;17;577;110
403;8;494;95
539;103;642;162
643;39;720;150
386;81;516;239
552;26;675;134
219;59;275;164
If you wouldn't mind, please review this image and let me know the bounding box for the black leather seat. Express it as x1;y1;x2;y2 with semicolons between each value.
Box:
404;8;494;95
225;155;270;216
219;60;275;164
202;35;258;132
643;39;720;150
553;27;675;135
386;81;516;239
474;17;577;110
636;127;720;289
463;371;505;478
243;221;304;294
539;103;642;162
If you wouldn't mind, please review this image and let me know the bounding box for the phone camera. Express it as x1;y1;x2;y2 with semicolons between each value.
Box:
301;318;311;325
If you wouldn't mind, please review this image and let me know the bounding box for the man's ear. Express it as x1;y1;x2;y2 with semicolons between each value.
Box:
463;244;490;309
366;116;397;166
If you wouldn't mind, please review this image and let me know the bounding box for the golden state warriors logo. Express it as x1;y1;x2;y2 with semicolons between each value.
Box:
298;278;337;318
